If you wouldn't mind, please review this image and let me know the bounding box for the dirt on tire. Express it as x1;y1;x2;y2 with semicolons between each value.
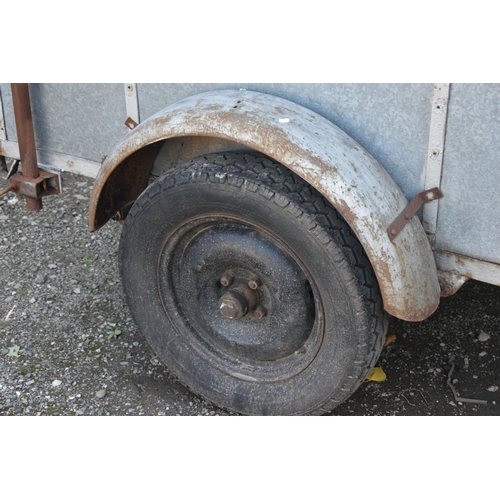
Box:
1;171;499;416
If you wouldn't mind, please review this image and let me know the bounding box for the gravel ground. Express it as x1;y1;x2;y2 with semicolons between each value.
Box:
1;171;499;416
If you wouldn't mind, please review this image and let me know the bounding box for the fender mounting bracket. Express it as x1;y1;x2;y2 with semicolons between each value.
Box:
387;187;443;242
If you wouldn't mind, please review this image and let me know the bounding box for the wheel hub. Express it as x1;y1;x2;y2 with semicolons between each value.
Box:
218;282;259;320
219;273;262;319
159;216;323;382
219;290;247;319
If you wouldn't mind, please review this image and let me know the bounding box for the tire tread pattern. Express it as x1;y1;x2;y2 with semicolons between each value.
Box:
121;153;388;415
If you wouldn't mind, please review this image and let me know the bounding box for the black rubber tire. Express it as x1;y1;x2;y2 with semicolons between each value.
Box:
119;152;388;415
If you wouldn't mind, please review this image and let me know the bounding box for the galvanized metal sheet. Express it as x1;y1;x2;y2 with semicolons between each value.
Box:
435;84;500;265
0;83;15;142
0;83;127;163
90;89;440;322
137;83;434;201
0;86;7;141
1;137;101;179
1;83;433;200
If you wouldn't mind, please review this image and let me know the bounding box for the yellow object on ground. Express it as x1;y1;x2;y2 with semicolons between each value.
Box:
365;366;387;382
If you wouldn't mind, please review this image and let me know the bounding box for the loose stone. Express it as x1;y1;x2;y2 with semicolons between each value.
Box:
35;274;47;284
478;331;491;342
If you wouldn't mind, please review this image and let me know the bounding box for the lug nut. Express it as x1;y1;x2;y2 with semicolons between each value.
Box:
253;305;267;320
248;276;261;290
219;290;249;320
220;273;233;287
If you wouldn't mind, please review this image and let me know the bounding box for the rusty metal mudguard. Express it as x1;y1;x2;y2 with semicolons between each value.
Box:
89;90;440;322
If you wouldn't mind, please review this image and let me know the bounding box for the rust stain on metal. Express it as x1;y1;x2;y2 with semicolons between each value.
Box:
437;271;469;297
8;170;61;199
125;117;138;130
89;90;440;322
1;85;61;208
434;249;500;287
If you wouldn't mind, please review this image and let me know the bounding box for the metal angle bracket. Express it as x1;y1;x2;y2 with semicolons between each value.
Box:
387;187;443;242
1;157;19;180
6;169;62;199
124;117;138;130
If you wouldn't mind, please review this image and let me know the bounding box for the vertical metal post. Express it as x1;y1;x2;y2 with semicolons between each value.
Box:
11;83;43;211
0;86;7;141
0;87;8;176
422;83;450;240
124;83;140;128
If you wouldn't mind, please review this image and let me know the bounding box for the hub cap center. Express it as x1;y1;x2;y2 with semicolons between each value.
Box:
219;282;259;320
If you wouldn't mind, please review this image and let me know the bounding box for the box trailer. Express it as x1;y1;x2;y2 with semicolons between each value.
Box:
1;83;499;415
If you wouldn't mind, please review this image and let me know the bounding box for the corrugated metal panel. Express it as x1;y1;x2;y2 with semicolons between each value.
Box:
137;83;434;200
435;83;500;265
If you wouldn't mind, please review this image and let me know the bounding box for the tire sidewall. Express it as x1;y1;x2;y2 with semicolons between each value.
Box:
120;166;372;415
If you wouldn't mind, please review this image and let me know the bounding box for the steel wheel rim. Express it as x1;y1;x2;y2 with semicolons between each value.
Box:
158;215;325;383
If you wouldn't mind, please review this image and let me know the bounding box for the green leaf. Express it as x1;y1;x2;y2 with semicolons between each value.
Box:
108;329;122;339
7;345;20;357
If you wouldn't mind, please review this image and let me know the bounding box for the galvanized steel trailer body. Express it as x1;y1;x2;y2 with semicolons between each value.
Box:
4;84;498;321
89;90;440;322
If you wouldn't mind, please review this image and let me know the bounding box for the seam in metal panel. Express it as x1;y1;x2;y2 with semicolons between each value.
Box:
124;83;140;127
0;139;100;178
422;83;450;238
0;87;7;141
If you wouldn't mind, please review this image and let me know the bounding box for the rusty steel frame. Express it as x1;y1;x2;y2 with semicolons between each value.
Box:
8;169;61;199
11;83;43;211
89;89;441;322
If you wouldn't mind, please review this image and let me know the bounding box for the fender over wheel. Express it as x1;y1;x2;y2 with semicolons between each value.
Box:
119;153;388;415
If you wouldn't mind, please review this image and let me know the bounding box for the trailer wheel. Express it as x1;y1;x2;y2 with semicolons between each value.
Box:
119;153;388;415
